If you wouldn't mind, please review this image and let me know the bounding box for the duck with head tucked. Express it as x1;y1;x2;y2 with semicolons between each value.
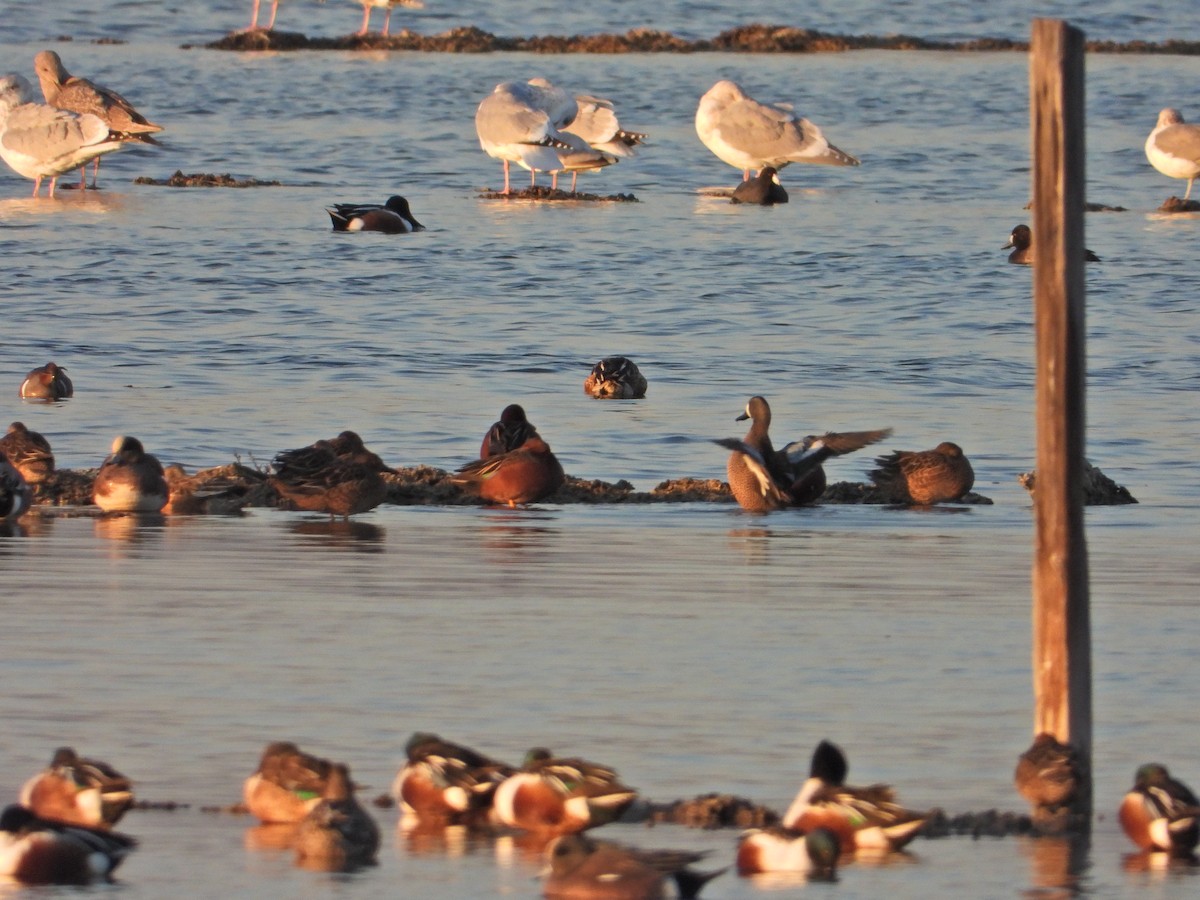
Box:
480;404;539;459
392;732;515;828
244;741;338;824
1118;762;1200;855
584;357;647;399
0;422;55;485
450;430;564;508
0;452;31;523
543;833;726;899
19;362;73;401
269;431;390;518
294;762;379;871
19;747;134;829
731;166;788;205
736;825;840;877
0;804;136;885
493;748;639;836
93;435;169;513
868;441;974;505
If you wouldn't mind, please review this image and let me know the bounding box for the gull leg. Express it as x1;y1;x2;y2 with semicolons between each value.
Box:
1186;177;1194;202
48;176;58;198
382;8;392;35
79;165;87;191
358;6;371;35
92;156;102;189
570;171;578;192
32;176;41;197
249;0;260;29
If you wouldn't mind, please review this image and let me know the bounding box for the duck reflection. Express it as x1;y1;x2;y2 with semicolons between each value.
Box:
287;518;386;551
1019;831;1091;899
94;512;167;546
244;822;300;852
397;820;494;858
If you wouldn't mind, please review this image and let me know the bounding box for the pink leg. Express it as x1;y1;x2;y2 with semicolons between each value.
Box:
502;160;511;194
32;176;41;197
382;9;392;34
267;1;279;29
551;171;559;191
249;0;260;29
79;165;87;190
570;171;578;192
358;6;371;35
48;176;58;198
742;169;751;181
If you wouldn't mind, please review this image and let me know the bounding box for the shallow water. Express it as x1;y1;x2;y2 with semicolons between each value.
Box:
0;4;1199;899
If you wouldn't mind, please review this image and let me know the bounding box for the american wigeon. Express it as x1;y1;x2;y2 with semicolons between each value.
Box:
543;833;725;899
561;94;647;191
450;434;565;508
0;804;136;885
0;452;31;523
244;741;336;824
92;435;169;513
584;357;647;399
1145;108;1200;201
781;740;926;852
19;747;134;829
731;166;789;205
735;826;839;877
353;0;424;37
1118;763;1200;854
294;762;380;871
18;362;73;400
492;748;638;836
714;396;890;512
868;441;975;505
327;195;425;233
392;732;515;827
0;422;55;484
481;404;539;459
33;50;162;190
1014;733;1082;813
696;80;859;181
1003;224;1100;265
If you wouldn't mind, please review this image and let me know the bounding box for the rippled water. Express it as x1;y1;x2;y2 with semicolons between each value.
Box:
0;3;1198;898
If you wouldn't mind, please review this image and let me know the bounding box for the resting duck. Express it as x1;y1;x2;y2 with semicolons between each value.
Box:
781;740;926;852
0;804;136;885
584;357;647;399
244;741;337;824
736;825;840;877
327;195;424;233
731;166;789;205
392;732;514;827
492;748;638;836
868;441;974;505
0;452;31;523
450;434;564;507
0;421;55;485
163;464;256;515
480;404;539;459
19;747;134;829
19;362;73;400
294;762;380;871
543;833;724;899
1118;762;1200;855
92;435;169;513
270;432;391;518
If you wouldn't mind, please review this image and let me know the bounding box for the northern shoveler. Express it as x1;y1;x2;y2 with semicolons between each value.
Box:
0;422;55;485
868;441;975;505
244;742;336;824
492;748;638;836
327;195;425;233
0;804;136;884
736;825;840;877
92;436;169;513
294;762;380;871
18;362;73;400
392;732;514;827
19;747;133;829
480;404;539;459
584;357;647;399
450;434;565;507
1145;108;1200;202
781;740;926;852
1118;763;1200;855
543;833;724;899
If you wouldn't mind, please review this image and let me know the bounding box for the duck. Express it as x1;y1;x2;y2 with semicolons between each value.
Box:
480;404;539;459
713;396;890;512
1118;763;1200;855
294;762;380;871
0;422;55;485
352;0;424;37
449;434;565;508
584;357;647;399
19;747;134;829
327;195;425;233
1003;224;1100;265
32;50;163;190
392;732;515;827
0;804;136;885
1013;733;1082;814
731;167;789;205
19;362;73;400
0;453;31;523
695;80;859;181
735;826;840;877
868;441;975;505
781;740;926;852
543;833;725;899
270;432;391;518
92;435;169;513
163;464;255;515
492;748;638;836
244;741;337;824
1145;108;1200;202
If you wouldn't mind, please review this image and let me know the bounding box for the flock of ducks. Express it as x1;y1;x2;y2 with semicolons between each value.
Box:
2;739;1196;893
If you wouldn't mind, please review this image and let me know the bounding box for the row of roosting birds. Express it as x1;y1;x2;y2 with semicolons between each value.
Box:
2;737;1197;892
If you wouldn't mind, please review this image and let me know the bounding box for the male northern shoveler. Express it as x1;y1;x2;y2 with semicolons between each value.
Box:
0;805;136;884
244;741;336;824
492;748;638;836
1118;763;1200;854
584;357;648;399
327;195;425;233
0;452;31;523
1003;224;1100;266
868;441;974;505
19;362;73;400
480;404;539;459
781;740;926;852
92;436;169;513
450;434;564;508
543;833;724;899
735;826;839;877
294;762;380;871
392;732;514;827
0;422;55;485
714;396;890;512
1145;108;1200;202
19;747;134;829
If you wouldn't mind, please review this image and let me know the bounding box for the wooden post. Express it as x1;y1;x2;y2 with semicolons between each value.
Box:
1028;18;1092;820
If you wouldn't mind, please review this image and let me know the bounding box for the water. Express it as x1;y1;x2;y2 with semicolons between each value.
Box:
0;1;1199;897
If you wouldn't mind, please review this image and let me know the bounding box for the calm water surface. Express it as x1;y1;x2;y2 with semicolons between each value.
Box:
0;3;1198;898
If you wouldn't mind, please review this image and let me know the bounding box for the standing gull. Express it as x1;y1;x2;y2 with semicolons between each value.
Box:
33;51;162;190
561;94;646;191
1145;108;1200;202
0;74;124;198
246;0;282;30
475;79;578;194
695;80;859;182
355;0;424;37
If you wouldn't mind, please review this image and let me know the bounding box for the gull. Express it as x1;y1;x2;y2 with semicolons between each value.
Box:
1145;108;1200;201
475;79;579;194
355;0;424;37
247;0;282;30
561;94;647;191
33;51;163;190
695;79;859;181
0;74;124;198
